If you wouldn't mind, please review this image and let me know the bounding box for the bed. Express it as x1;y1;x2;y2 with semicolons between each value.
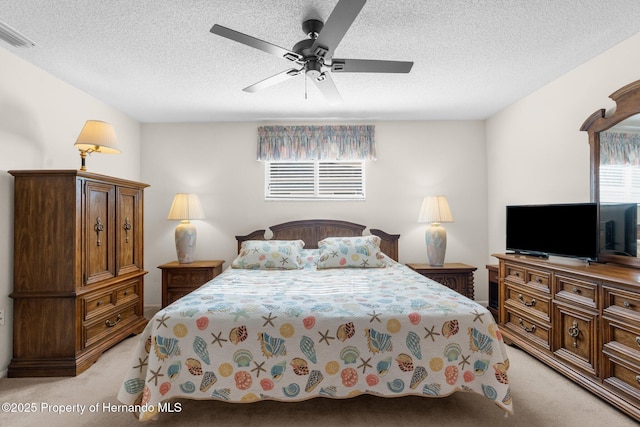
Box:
117;219;513;421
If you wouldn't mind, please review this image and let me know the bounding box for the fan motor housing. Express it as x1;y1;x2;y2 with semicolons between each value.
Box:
302;19;323;39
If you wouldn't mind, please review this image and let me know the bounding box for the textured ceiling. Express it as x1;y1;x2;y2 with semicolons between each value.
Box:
2;1;640;123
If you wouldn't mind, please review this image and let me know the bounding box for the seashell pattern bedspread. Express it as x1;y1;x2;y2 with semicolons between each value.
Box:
118;256;513;420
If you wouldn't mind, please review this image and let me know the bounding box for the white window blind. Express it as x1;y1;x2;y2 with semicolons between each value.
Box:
265;161;365;200
600;164;640;202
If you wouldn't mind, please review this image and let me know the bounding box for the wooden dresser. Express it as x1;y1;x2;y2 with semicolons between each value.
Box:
494;253;640;421
8;170;149;377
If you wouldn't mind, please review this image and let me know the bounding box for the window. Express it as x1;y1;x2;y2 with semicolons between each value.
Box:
265;161;365;200
600;164;640;202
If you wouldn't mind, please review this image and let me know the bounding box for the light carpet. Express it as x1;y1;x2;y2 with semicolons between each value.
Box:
0;330;637;426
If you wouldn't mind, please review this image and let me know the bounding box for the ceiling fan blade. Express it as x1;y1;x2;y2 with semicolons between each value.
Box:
311;72;342;104
243;68;303;93
211;24;303;63
331;58;413;73
310;0;366;61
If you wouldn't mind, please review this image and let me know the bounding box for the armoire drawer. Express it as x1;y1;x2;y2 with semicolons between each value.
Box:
83;278;142;321
115;280;141;304
84;302;141;348
84;291;115;320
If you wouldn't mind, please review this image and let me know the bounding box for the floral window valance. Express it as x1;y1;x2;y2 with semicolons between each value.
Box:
600;131;640;166
257;125;376;161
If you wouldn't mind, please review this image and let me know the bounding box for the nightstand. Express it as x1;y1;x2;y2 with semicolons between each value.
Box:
406;263;477;299
486;264;499;320
159;260;224;307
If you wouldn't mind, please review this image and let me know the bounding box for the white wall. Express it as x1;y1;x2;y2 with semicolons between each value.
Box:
0;48;142;376
140;120;489;306
486;32;640;259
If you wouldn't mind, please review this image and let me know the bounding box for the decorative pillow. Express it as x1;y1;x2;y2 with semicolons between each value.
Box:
317;235;387;268
231;240;305;270
300;249;320;269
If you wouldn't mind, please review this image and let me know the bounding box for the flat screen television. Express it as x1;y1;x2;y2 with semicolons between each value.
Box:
506;203;599;260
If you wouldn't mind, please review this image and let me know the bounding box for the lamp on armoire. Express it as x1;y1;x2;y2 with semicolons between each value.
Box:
167;193;206;264
417;195;454;267
73;120;121;171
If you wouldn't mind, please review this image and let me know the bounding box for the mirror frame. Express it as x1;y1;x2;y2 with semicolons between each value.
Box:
580;79;640;268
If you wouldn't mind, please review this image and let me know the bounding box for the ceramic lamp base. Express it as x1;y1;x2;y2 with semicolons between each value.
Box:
175;220;197;264
425;222;447;267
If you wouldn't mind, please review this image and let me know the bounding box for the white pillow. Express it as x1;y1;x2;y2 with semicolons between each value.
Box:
231;240;305;270
317;236;387;269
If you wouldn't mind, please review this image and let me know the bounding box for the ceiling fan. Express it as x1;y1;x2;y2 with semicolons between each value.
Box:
210;0;413;104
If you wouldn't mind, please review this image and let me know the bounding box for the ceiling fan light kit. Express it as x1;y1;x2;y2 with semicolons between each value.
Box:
210;0;413;103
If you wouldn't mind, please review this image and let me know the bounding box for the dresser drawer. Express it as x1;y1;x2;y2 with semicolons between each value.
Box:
526;268;551;290
504;283;551;322
504;308;551;351
167;269;213;286
504;263;526;284
84;302;141;348
602;351;640;405
604;286;640;322
603;318;640;358
554;274;598;309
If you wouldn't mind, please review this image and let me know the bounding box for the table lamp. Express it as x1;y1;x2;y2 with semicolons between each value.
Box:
167;193;205;264
417;195;454;266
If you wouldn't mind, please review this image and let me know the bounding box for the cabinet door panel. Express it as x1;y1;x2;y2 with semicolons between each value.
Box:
116;186;142;275
553;302;598;376
85;181;115;284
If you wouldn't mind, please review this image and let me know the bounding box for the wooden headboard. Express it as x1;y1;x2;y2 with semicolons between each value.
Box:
235;219;400;261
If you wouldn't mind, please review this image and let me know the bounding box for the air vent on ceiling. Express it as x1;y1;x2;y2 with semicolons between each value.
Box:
0;20;37;48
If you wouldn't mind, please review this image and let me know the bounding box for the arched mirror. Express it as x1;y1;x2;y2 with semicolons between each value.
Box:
581;80;640;268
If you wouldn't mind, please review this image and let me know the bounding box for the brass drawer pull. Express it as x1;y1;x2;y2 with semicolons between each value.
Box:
568;321;580;348
623;301;632;308
105;313;122;328
518;294;537;307
535;277;542;283
96;301;102;307
636;376;640;385
573;287;581;294
635;337;640;347
518;318;536;333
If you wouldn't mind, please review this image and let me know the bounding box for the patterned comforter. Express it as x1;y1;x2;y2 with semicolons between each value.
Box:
117;255;513;420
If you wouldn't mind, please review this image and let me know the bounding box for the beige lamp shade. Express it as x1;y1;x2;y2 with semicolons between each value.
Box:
167;193;206;220
418;196;454;267
74;120;121;171
168;193;205;264
417;195;454;224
